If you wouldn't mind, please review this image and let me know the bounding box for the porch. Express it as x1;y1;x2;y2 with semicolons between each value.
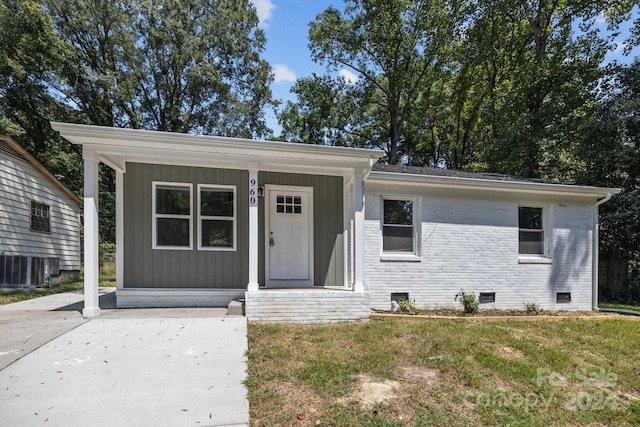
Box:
51;122;384;323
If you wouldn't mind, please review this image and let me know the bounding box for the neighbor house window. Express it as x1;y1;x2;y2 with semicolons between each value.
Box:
518;206;545;255
198;185;236;250
30;201;50;232
382;198;415;253
153;182;192;249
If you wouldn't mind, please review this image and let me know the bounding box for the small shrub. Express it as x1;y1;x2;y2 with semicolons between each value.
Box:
455;290;479;315
524;302;543;315
396;299;421;315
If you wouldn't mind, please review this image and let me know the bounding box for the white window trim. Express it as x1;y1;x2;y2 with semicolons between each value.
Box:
152;181;193;250
518;203;553;262
380;195;421;261
197;184;237;251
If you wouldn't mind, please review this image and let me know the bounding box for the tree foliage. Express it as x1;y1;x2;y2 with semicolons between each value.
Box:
302;0;466;164
44;0;274;136
282;0;636;177
577;61;640;301
0;0;274;243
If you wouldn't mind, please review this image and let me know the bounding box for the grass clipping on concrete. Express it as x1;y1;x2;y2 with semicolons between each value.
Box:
246;318;640;426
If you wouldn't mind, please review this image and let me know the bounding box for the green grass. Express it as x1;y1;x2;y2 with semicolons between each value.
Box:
0;279;84;305
247;318;640;426
600;302;640;312
0;263;116;306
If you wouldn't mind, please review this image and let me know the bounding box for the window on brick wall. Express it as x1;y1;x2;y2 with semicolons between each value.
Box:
518;206;547;256
382;198;416;254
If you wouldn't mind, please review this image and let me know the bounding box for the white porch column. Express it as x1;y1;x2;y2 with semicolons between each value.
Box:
83;150;100;317
115;169;124;291
247;166;259;291
353;172;365;292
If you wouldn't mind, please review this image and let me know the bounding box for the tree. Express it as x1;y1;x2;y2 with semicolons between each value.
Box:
0;0;68;151
45;0;274;137
461;0;612;178
304;0;466;164
578;61;640;303
279;74;380;147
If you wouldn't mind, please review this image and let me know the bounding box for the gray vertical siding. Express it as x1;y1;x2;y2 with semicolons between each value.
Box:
258;172;344;287
123;163;249;289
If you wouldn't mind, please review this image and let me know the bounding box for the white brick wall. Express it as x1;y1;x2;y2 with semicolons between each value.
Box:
365;192;594;311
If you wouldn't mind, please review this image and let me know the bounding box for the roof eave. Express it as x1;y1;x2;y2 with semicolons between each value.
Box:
367;170;622;199
51;122;385;167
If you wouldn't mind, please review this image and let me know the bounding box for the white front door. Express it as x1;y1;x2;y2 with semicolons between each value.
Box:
266;185;313;287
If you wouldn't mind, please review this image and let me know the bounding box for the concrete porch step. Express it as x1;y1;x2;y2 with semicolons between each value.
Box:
227;299;245;316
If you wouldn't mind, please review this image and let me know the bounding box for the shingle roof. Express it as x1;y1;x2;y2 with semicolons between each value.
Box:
372;164;564;185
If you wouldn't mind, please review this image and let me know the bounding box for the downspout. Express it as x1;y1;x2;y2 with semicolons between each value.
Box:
593;193;613;311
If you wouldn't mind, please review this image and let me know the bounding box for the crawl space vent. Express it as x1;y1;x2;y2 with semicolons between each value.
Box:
391;292;409;302
556;292;571;303
479;292;496;303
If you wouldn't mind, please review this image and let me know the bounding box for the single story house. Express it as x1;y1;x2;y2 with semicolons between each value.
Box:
0;135;82;287
51;123;620;322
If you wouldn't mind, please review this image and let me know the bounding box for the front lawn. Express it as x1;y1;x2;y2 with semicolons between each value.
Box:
247;318;640;426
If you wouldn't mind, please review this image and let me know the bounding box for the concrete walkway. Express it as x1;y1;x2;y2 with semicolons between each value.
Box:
0;288;249;426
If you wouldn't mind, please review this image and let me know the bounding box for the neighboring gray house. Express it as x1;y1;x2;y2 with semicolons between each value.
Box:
52;123;619;322
0;135;82;287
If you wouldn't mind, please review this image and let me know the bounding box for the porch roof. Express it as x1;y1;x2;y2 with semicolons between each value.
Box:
51;122;384;176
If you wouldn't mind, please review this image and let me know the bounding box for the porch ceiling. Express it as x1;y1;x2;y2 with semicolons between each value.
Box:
51;122;384;176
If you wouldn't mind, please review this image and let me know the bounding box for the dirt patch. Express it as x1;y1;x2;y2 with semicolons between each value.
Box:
338;367;442;415
338;374;401;409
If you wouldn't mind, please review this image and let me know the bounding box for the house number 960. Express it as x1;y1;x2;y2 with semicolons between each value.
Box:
249;178;257;206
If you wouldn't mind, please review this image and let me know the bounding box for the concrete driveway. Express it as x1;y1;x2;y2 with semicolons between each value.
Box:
0;288;249;427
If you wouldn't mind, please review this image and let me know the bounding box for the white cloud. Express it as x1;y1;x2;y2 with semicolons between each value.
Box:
595;13;607;25
612;41;627;55
273;64;296;83
339;69;359;84
251;0;276;29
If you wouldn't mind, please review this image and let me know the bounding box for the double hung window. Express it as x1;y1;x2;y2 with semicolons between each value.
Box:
198;185;236;250
30;201;50;232
152;182;237;251
382;198;415;253
153;183;192;249
518;206;545;255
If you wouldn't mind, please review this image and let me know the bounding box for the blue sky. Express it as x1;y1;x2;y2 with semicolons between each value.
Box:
251;0;639;135
251;0;348;134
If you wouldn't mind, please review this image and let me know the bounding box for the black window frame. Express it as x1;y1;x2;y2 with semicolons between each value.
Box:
30;201;51;233
382;198;416;254
518;206;545;256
